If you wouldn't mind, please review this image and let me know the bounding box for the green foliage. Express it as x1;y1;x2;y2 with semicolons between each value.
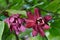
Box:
6;9;27;18
44;0;60;12
10;0;24;10
6;34;16;40
2;23;11;40
0;21;4;40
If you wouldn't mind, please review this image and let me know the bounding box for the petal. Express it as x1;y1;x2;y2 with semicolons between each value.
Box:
20;25;26;32
13;26;17;31
10;25;13;31
16;30;20;35
25;19;35;28
4;18;10;27
11;23;17;26
13;26;20;35
39;28;45;37
32;29;38;37
27;11;34;20
33;25;38;31
11;14;20;18
10;17;14;23
43;24;50;30
34;8;41;18
44;15;52;22
18;18;22;24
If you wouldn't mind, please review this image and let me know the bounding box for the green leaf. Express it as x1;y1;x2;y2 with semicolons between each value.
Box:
6;34;16;40
30;35;42;40
48;36;60;40
49;19;60;36
6;9;27;18
0;21;4;40
44;0;60;12
10;0;24;9
19;29;32;38
0;15;7;21
32;0;38;4
0;0;7;7
2;23;11;40
46;32;60;40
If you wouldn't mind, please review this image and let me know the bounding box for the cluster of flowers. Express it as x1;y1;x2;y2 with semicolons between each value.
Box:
5;8;52;37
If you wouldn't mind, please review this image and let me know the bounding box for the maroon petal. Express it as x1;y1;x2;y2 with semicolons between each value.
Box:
39;28;45;37
27;11;34;20
43;24;50;30
32;29;38;37
44;15;52;22
34;8;41;18
25;19;35;28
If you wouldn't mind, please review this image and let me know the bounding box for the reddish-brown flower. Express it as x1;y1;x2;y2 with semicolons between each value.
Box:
4;14;26;35
25;8;52;37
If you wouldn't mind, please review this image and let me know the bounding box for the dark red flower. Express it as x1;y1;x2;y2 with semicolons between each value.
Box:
4;14;26;35
25;8;52;37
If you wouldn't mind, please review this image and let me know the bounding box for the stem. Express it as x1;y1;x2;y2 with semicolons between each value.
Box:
44;36;48;40
14;33;19;40
43;36;48;40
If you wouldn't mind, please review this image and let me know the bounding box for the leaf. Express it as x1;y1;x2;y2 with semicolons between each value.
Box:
0;15;7;21
0;0;7;7
48;36;60;40
10;0;24;9
2;23;11;40
0;21;4;40
46;32;60;40
32;0;38;4
19;29;32;38
6;9;27;18
30;35;42;40
6;34;16;40
44;0;60;12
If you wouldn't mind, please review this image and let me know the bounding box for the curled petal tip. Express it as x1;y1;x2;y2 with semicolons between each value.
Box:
43;24;50;30
20;25;26;32
44;15;52;22
32;30;38;37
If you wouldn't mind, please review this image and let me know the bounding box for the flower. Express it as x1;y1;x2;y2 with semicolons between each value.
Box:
25;8;52;37
4;14;26;35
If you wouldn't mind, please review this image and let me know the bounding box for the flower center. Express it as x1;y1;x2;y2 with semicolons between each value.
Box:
36;17;44;25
